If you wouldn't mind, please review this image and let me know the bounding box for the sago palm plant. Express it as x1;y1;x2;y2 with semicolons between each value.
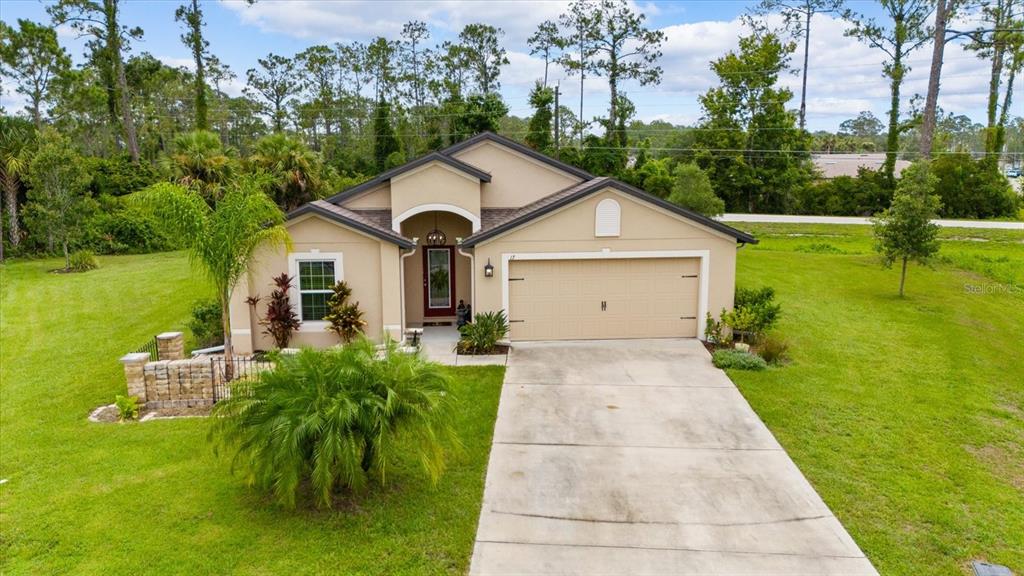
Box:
209;338;460;508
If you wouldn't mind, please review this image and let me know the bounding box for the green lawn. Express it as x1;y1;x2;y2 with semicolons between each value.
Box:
3;224;1022;575
0;253;504;575
729;224;1024;575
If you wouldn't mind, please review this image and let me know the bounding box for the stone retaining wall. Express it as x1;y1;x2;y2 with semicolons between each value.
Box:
120;332;270;409
141;358;216;409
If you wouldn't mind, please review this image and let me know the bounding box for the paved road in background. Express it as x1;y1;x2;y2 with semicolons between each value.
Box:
718;214;1024;230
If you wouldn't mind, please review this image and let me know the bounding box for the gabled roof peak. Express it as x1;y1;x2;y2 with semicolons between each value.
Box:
440;131;593;180
323;149;491;205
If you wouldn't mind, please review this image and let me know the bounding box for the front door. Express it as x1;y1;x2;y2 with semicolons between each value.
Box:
423;246;456;317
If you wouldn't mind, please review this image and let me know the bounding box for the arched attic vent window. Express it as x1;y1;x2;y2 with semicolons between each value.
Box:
595;198;621;237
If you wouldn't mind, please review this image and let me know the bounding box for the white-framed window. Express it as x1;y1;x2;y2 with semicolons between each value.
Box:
288;252;343;323
595;198;621;237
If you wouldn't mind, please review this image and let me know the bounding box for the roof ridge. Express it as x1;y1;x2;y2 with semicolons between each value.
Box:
461;176;757;247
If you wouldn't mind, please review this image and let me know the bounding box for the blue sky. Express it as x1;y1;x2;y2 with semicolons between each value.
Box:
1;1;1011;135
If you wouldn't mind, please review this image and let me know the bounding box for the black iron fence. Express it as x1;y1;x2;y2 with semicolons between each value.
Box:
211;356;274;403
133;336;160;361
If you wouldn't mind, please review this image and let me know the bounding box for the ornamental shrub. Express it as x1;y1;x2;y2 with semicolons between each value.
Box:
755;334;791;365
188;298;224;349
115;395;140;421
723;286;782;342
261;273;300;349
68;250;99;272
456;310;509;355
323;281;366;343
712;349;768;370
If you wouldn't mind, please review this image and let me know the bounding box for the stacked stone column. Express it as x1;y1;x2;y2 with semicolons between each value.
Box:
119;353;151;403
156;332;185;361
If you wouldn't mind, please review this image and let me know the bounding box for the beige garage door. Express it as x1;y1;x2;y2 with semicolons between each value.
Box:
508;258;700;341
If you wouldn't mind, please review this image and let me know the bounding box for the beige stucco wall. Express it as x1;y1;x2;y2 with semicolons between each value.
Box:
470;188;739;330
229;213;402;354
450;141;584;208
400;211;473;325
390;162;481;224
341;182;391;209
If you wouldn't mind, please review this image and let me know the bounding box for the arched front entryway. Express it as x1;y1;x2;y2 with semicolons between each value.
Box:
399;210;474;327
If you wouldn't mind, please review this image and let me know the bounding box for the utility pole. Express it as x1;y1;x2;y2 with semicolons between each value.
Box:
554;82;561;160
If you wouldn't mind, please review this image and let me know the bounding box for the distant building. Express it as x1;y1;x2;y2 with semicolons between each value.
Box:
812;154;911;179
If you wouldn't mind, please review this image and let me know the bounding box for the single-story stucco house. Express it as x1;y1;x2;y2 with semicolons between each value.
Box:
229;132;757;353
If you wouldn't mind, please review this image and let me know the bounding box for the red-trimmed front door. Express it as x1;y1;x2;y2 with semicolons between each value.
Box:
423;246;456;317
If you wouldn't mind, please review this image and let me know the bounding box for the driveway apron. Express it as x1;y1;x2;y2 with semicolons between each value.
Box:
469;339;877;575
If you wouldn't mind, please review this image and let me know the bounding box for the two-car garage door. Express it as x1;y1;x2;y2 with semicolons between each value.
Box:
508;258;700;341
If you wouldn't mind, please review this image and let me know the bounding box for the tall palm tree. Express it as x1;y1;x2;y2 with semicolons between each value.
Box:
166;130;233;203
0;117;35;258
247;133;324;211
136;176;289;373
209;339;459;508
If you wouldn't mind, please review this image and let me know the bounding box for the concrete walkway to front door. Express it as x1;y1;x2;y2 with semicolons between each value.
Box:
470;339;877;575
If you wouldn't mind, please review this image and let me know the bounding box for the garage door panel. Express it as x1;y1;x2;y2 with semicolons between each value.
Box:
509;258;700;341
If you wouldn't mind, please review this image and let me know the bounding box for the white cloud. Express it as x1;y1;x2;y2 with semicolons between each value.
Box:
157;56;196;71
222;0;423;41
221;0;566;48
216;1;997;130
55;24;78;40
642;12;993;128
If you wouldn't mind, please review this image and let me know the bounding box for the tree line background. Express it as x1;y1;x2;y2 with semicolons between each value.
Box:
1;0;1021;262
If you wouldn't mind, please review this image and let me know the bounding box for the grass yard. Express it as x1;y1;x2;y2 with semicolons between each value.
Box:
0;253;504;575
728;223;1024;575
2;223;1022;575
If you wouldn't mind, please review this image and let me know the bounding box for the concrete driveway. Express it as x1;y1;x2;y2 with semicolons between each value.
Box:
470;339;877;575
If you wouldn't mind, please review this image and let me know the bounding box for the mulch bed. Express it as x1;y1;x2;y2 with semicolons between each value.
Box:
89;403;212;423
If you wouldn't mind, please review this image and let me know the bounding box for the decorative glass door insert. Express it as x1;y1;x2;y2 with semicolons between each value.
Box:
426;248;452;311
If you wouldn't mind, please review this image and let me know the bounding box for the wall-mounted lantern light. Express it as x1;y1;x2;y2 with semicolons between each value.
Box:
484;258;494;278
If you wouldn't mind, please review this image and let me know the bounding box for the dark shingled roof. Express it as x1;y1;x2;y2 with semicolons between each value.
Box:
349;209;392;231
481;208;520;229
293;132;756;248
460;178;758;247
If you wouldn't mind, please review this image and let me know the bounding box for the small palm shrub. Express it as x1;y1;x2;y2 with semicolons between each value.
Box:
456;310;509;355
323;281;366;343
755;334;790;365
209;338;459;508
261;273;300;348
712;349;768;371
115;395;140;421
68;250;99;272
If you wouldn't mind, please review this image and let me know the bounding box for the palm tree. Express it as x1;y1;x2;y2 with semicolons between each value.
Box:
0;117;35;258
136;176;289;374
209;339;459;508
166;130;233;203
247;133;324;211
